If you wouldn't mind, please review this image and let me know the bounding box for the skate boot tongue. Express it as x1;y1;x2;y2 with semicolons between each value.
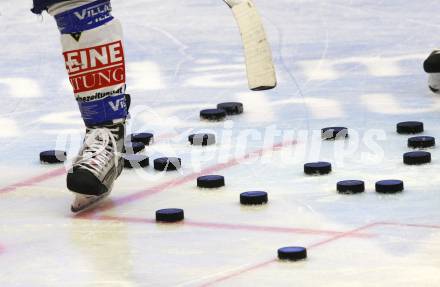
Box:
81;127;119;169
84;123;125;155
86;123;124;143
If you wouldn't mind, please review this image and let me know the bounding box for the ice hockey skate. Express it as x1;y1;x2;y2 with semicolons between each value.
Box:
67;122;125;213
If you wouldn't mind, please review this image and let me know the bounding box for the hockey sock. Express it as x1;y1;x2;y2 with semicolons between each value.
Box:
49;0;128;126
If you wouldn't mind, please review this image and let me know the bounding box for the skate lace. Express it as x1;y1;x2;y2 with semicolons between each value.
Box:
76;127;120;176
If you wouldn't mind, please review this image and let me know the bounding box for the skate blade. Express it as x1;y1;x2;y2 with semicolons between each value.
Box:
71;192;110;214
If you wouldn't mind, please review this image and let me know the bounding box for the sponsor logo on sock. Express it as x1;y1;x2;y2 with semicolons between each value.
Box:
55;0;113;34
74;2;112;21
77;87;124;102
70;32;82;42
109;98;127;112
64;41;125;94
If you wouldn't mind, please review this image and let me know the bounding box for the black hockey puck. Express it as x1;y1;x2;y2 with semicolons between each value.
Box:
337;180;365;194
304;162;332;175
403;151;431;165
188;133;216;146
131;133;154;145
155;208;184;223
424;50;440;73
125;141;145;154
154;157;182;171
240;191;268;205
278;246;307;261
217;102;244;115
124;154;149;168
321;127;348;140
197;175;225;188
397;121;424;134
40;150;66;164
408;136;435;148
200;109;227;121
375;180;404;194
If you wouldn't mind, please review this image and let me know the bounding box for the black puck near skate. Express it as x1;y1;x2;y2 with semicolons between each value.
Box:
217;102;244;115
240;191;268;205
424;50;440;73
304;162;332;175
188;133;216;146
40;150;66;164
123;154;149;168
155;208;184;223
337;180;365;194
197;175;225;188
125;141;145;154
408;136;435;148
403;151;431;165
130;133;154;145
396;121;424;134
154;157;182;171
278;246;307;261
375;180;404;194
321;127;348;140
200;109;227;121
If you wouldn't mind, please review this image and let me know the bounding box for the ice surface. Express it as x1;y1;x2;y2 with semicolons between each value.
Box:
1;0;440;286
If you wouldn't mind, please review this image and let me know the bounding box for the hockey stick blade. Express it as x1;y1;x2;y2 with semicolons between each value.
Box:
224;0;277;91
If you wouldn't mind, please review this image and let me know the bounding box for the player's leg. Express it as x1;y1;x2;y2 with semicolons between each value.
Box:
423;50;440;93
33;0;129;212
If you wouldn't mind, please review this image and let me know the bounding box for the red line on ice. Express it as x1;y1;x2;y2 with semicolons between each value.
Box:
306;222;379;249
198;222;379;287
0;167;66;194
83;140;298;214
92;215;373;238
377;222;440;229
